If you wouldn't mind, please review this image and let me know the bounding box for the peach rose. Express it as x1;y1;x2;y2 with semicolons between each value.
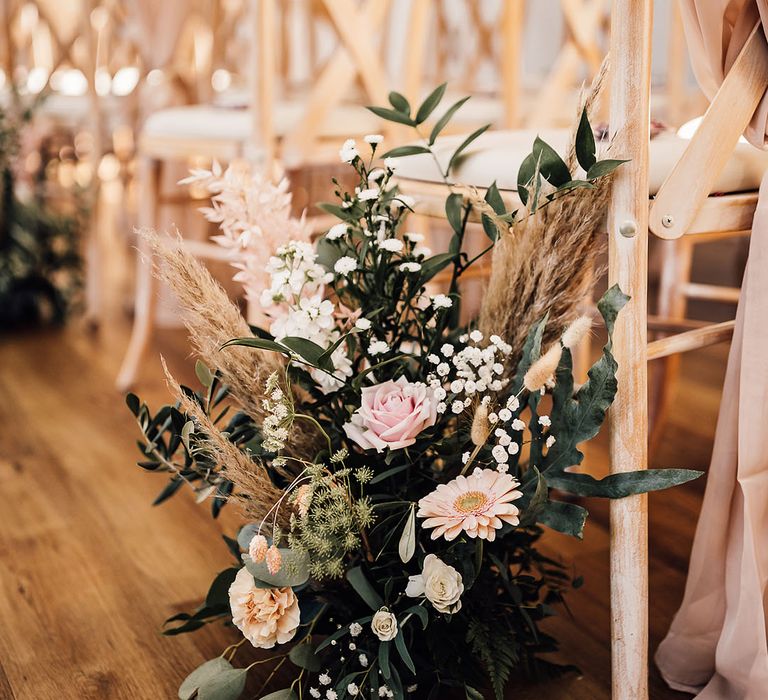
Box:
343;377;438;452
228;567;300;648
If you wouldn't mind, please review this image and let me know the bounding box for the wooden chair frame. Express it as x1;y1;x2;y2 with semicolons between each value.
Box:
607;4;768;698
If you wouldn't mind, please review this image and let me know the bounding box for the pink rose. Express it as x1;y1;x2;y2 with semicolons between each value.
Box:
343;377;438;452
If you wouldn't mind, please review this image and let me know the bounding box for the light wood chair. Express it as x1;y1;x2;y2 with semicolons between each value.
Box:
115;0;433;390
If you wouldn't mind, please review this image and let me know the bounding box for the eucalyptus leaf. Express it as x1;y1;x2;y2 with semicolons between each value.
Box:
415;82;447;124
398;505;416;563
236;523;260;551
404;604;428;630
181;420;194;452
586;159;628;180
280;336;333;370
381;145;431;159
178;657;233;700
547;469;702;498
379;640;391;679
197;667;247;700
394;631;416;673
195;359;214;388
288;643;322;672
538;499;588;538
418;252;457;285
388;91;410;115
221;337;290;357
484;181;506;215
244;548;310;588
445;192;464;234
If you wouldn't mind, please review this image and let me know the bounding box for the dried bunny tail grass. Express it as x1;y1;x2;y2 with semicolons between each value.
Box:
523;343;563;393
479;58;614;368
141;228;319;461
470;403;491;446
561;315;593;350
161;357;290;526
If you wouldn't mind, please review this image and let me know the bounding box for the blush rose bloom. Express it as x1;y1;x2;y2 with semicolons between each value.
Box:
228;567;300;648
343;377;438;452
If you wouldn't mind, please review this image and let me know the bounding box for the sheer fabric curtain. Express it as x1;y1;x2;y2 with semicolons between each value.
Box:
655;2;768;698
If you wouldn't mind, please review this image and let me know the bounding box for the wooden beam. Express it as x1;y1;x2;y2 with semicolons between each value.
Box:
647;320;735;360
606;1;653;698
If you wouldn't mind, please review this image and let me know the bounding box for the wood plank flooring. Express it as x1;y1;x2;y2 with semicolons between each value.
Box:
0;312;726;699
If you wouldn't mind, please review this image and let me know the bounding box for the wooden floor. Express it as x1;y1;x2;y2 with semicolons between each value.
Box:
0;305;727;699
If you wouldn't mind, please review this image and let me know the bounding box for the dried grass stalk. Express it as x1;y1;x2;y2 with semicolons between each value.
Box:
161;358;290;526
141;228;319;462
479;59;614;366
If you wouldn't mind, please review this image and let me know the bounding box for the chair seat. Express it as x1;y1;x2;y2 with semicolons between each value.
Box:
140;101;382;158
393;128;768;207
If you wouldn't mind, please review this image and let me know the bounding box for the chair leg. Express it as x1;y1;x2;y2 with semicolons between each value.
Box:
116;157;161;391
83;186;103;329
649;237;693;453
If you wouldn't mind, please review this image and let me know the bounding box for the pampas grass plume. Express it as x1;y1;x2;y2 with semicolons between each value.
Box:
561;315;592;349
523;344;563;392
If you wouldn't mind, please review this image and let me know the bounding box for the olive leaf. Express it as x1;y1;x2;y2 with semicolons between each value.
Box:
398;505;417;563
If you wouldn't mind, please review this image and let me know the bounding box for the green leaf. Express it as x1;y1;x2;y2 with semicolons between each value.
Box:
369;464;409;484
484;181;506;215
575;108;597;171
259;691;297;700
547;469;702;498
394;631;416;674
519;468;548;526
181;420;194;452
538;500;588;538
379;640;391;679
381;145;431;159
179;657;233;699
236;523;260;550
398;505;416;563
346;567;384;610
429;96;471;145
289;643;322;672
388;91;410;115
126;392;140;416
418;252;457;286
195;359;214;387
404;604;428;630
415;82;447;124
586;159;628;180
205;568;239;608
197;668;247;700
244;548;310;588
447;124;490;174
481;213;499;242
221;337;290;357
445;192;464;234
531;136;570;187
465;686;485;700
317;201;360;222
281;336;333;371
366;105;416;126
316;236;343;271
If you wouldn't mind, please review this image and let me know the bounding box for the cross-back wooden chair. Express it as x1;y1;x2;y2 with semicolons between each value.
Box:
115;0;433;390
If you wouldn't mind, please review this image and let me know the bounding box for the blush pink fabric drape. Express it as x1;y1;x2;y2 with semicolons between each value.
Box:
655;2;768;698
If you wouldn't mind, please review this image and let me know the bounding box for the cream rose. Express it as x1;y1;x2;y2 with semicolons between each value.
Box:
371;608;398;641
405;554;464;614
343;377;438;452
228;567;300;648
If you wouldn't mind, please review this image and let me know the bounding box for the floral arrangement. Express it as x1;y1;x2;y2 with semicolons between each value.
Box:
127;85;698;699
0;98;83;328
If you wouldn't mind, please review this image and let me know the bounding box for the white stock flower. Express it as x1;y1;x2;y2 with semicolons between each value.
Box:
399;262;422;273
404;231;424;243
340;139;359;163
355;317;372;331
365;134;384;144
326;223;348;240
371;608;398;641
368;339;389;356
334;256;358;276
431;294;453;309
379;238;404;252
406;554;464;614
357;187;380;201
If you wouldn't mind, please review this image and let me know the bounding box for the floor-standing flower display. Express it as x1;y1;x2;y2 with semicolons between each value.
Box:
127;86;699;699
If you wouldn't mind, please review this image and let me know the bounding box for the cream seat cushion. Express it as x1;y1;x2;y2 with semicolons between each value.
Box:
394;128;768;198
142;101;382;142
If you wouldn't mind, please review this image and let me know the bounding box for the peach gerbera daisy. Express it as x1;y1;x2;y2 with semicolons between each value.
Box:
417;468;523;542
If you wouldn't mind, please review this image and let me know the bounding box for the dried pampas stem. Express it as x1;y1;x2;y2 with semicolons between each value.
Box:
161;357;290;525
479;56;614;369
141;228;319;462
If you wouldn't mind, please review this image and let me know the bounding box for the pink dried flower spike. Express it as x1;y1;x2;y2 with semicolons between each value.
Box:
249;534;268;563
266;545;282;575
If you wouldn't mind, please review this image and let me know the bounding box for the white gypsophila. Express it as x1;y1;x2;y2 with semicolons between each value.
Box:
326;691;338;700
431;294;453;309
334;256;358;276
539;415;552;427
358;653;368;667
349;622;362;637
355;317;372;331
319;673;331;685
339;139;359;163
371;609;398;641
310;689;321;698
511;418;526;431
379;238;404;252
365;133;383;144
406;554;465;614
492;444;509;464
399;262;422;273
546;435;556;448
326;223;348;240
347;683;359;696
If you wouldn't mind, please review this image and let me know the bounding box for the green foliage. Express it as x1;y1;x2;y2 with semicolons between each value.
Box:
467;618;518;700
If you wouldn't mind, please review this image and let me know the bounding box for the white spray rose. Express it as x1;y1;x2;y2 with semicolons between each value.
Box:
371;608;398;641
405;554;464;614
